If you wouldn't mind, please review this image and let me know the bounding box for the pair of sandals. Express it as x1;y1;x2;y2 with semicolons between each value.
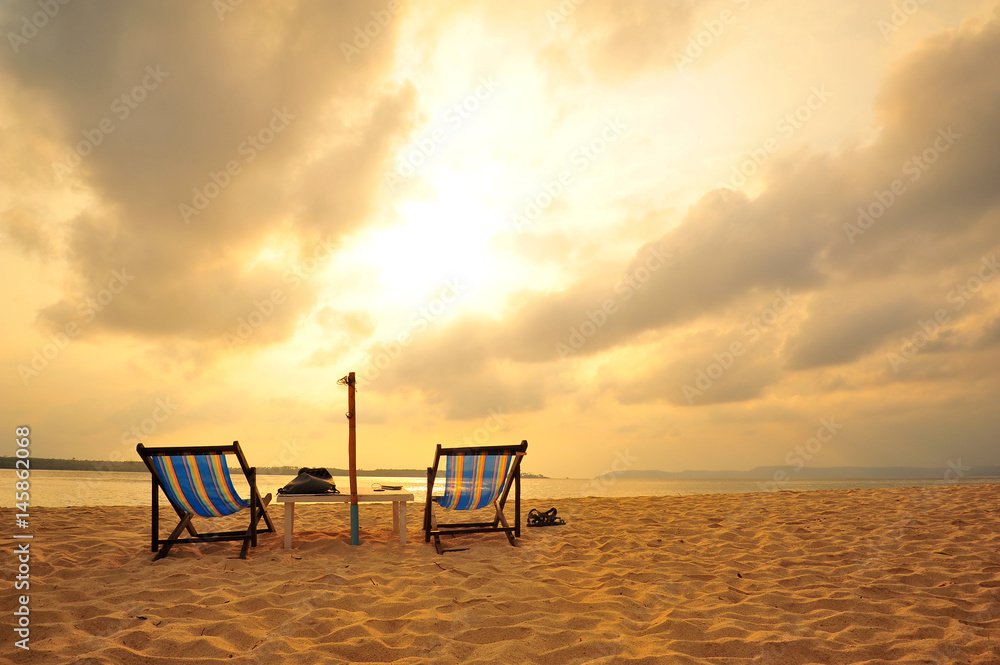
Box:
527;507;566;527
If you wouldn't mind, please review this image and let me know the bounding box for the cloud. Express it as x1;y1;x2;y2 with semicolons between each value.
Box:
363;7;1000;415
302;308;377;368
0;1;415;349
408;0;697;84
0;206;53;258
974;314;1000;349
784;288;927;370
540;0;696;81
356;313;560;419
617;327;783;407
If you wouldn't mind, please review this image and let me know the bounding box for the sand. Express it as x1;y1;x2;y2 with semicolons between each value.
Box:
3;483;999;664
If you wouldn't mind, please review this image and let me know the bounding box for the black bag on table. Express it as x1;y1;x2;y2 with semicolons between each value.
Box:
277;467;339;494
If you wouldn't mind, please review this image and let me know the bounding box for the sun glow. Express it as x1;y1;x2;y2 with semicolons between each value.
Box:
246;233;300;272
353;172;508;307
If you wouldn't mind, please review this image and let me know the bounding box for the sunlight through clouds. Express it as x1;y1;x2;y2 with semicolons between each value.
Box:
348;171;509;307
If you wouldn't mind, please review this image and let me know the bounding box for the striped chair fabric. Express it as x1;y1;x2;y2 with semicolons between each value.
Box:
150;454;249;517
440;452;515;511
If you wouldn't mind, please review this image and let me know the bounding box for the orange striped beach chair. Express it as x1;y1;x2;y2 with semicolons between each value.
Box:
423;440;528;554
136;441;274;561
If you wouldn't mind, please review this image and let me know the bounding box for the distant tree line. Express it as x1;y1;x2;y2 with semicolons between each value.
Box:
0;457;147;472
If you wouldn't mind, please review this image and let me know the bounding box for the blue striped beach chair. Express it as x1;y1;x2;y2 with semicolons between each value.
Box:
423;441;528;554
136;441;274;561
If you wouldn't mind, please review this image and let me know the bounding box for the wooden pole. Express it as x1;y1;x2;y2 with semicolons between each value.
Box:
347;371;359;545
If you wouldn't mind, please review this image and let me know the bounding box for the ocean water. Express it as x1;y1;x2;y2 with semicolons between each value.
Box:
2;469;998;508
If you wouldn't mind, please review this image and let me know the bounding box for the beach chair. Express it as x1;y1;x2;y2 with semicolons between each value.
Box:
423;440;528;554
136;441;275;561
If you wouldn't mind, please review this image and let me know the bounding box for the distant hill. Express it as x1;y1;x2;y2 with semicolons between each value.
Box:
595;466;1000;480
0;457;547;478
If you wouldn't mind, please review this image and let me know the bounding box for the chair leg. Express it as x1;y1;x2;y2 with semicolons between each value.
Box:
429;506;446;553
153;513;193;562
239;534;252;559
236;493;273;558
184;517;200;538
425;496;439;544
258;494;275;533
424;465;436;543
514;470;521;539
150;477;159;552
495;503;516;546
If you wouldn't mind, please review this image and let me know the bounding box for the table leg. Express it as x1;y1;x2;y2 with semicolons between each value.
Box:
398;502;406;546
284;502;293;549
391;501;399;534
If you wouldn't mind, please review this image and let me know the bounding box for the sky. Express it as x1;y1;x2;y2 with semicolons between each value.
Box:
2;0;999;479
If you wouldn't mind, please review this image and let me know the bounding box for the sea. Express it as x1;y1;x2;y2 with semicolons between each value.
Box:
2;469;998;507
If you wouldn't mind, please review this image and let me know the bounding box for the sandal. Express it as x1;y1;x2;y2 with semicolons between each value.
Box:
527;507;566;527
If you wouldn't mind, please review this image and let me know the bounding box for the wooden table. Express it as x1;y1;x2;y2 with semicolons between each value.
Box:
275;490;415;548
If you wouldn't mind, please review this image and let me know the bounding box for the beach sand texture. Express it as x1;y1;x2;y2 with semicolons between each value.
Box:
3;483;999;664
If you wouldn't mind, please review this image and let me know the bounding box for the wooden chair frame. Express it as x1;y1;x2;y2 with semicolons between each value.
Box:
136;441;275;561
423;440;528;554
